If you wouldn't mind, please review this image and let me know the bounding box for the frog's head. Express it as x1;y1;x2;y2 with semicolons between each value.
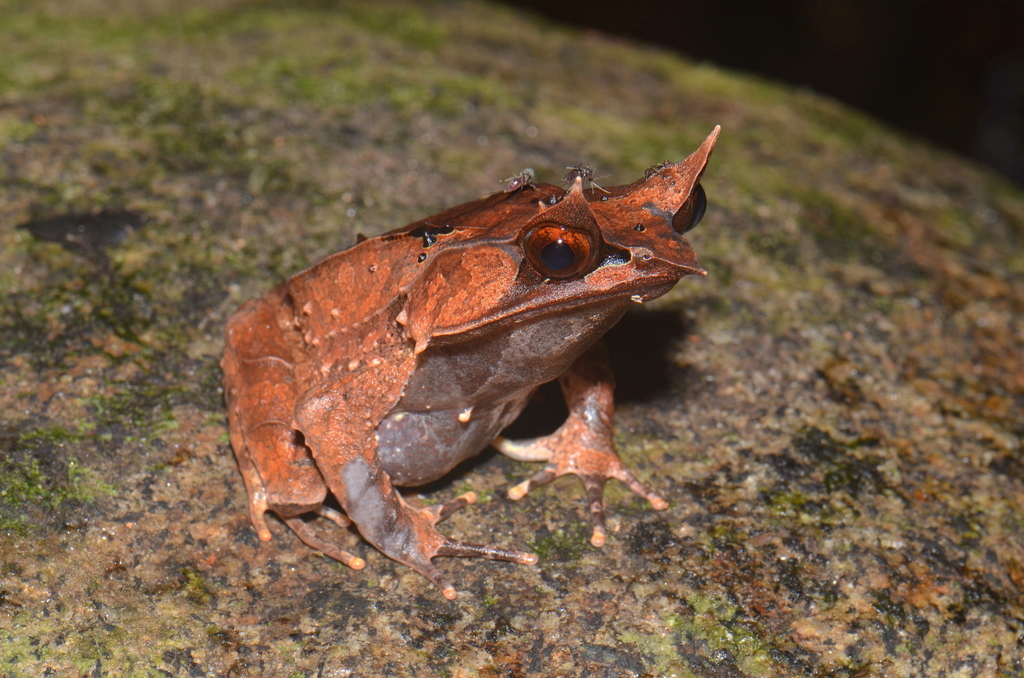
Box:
402;126;719;351
519;125;718;300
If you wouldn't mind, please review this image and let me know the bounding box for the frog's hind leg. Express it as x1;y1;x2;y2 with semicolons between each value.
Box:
295;359;538;600
224;290;360;566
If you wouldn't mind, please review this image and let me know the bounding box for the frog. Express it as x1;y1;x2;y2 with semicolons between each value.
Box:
221;126;720;599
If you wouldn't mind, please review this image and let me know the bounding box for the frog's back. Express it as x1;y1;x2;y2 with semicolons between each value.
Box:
285;236;422;341
283;187;561;361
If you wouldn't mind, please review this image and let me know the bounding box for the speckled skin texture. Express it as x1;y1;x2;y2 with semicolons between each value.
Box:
1;0;1023;675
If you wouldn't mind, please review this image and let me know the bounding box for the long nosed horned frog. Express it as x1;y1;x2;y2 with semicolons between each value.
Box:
222;127;719;598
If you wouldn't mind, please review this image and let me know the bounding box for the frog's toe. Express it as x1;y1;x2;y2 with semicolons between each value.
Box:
245;497;274;544
391;535;536;601
493;435;554;462
424;491;477;523
580;474;610;547
417;562;460;600
436;539;538;566
419;494;538;569
507;466;557;500
236;461;275;542
580;461;668;546
611;464;669;512
315;504;352;528
387;540;461;599
283;516;365;570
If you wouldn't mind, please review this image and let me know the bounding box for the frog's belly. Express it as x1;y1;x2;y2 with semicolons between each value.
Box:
375;393;531;486
376;300;628;486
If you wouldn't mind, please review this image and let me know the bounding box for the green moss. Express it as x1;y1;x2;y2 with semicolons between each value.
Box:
933;209;975;249
0;115;36;151
17;425;83;446
344;4;448;51
297;62;521;117
700;521;749;548
83;383;182;436
676;597;774;676
66;458;117;501
822;460;885;496
529;520;591;563
104;80;252;172
745;230;803;267
791;90;886;150
0;258;172;372
798;193;887;264
0;422;118;535
83;76;318;201
39;3;515;124
762;488;814;514
0;453;116;533
181;567;214;606
618;625;696;678
0;625;53;670
0;601;175;675
0;456;52;514
791;427;890;498
0;10;138;95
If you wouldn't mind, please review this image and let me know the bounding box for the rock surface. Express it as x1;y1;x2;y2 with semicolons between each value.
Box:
1;1;1022;676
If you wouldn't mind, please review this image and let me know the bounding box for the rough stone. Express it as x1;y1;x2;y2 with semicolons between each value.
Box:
1;1;1022;676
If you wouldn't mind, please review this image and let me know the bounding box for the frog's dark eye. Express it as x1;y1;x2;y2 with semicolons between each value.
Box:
672;183;707;234
523;222;598;279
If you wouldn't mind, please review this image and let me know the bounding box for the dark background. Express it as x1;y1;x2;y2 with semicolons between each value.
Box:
505;0;1024;187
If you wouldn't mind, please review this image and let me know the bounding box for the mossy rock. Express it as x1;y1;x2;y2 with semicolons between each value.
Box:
1;1;1022;676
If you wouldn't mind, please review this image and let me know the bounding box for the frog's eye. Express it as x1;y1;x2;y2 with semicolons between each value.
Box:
672;184;707;234
523;222;599;280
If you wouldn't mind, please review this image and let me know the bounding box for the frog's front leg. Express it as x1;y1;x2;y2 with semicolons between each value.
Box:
495;343;668;547
294;361;537;600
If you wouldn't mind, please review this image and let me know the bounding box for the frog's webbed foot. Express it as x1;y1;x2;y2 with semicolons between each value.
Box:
496;343;668;547
391;492;538;600
495;420;667;548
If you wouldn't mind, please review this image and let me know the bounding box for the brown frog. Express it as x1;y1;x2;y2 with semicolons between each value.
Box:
221;127;719;599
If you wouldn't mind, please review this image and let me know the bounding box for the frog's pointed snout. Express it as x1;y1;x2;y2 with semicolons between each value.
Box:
626;234;706;294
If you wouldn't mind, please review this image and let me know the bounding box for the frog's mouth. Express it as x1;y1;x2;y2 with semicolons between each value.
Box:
425;259;703;346
577;244;707;299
